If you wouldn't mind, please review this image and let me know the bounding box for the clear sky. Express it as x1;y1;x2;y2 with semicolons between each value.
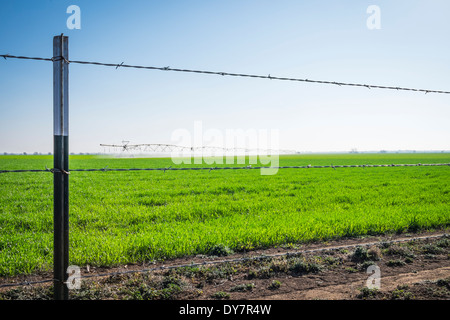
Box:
1;0;449;154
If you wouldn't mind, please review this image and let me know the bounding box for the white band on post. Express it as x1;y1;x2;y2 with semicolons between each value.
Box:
53;35;69;137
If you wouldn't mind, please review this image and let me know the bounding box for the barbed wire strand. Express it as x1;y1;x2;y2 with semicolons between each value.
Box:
0;278;55;289
1;233;447;290
1;54;450;94
1;163;449;174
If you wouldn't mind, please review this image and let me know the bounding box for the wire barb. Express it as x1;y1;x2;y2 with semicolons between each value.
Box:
45;166;55;173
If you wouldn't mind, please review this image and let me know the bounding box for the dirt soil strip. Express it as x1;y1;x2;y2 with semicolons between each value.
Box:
77;231;448;279
260;266;450;300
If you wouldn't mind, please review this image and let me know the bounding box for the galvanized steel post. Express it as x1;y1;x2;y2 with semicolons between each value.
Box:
53;34;69;300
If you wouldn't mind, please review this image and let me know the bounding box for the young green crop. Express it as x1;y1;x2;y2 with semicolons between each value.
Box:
0;153;449;276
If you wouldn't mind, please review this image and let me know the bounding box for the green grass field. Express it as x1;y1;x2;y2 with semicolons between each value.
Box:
0;153;449;276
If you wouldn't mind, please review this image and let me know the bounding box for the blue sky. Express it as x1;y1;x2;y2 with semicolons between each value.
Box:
0;0;449;154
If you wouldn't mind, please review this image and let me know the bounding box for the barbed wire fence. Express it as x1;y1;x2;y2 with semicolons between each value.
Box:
1;38;450;297
1;162;450;174
2;54;450;94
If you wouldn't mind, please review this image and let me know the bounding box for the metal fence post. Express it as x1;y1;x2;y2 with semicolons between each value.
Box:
53;34;69;300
